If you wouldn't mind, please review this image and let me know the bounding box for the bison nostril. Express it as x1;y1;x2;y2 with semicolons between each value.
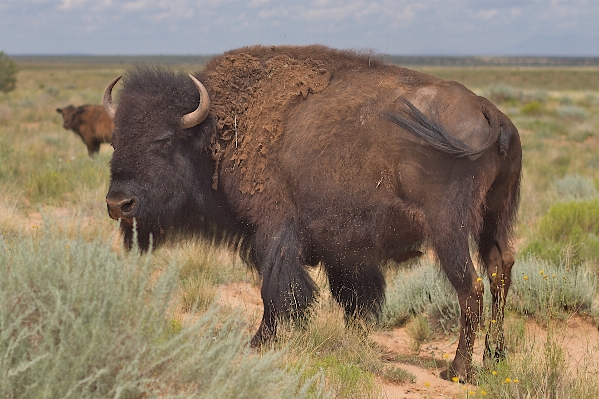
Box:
106;194;139;220
118;196;138;216
120;199;135;213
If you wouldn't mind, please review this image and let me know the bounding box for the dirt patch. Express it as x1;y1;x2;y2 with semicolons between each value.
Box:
215;281;599;398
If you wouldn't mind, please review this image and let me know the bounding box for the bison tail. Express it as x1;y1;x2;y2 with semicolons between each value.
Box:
382;98;498;158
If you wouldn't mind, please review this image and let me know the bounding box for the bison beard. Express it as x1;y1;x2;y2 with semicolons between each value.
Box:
103;45;522;382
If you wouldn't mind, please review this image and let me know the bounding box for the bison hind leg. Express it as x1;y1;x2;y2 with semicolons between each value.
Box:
324;257;385;327
251;220;317;347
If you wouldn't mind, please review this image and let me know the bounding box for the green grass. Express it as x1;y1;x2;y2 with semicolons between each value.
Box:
524;200;599;264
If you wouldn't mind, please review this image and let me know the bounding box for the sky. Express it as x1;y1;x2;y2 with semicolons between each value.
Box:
1;0;598;57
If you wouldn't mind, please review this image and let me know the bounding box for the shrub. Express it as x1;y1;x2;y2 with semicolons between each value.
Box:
520;101;543;115
0;228;328;399
553;174;598;202
486;84;522;103
382;258;460;330
556;105;589;120
0;51;17;93
508;254;596;318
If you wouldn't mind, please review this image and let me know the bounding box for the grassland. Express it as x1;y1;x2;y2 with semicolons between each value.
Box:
1;56;599;398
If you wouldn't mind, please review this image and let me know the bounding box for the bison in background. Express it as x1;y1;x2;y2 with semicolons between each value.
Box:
56;104;113;156
102;45;522;382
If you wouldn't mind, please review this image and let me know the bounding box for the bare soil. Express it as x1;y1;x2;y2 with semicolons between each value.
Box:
215;282;599;399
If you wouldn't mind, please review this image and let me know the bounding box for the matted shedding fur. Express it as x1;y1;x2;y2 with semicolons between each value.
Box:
199;45;382;193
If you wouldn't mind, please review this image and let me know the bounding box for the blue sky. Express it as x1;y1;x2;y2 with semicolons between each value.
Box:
1;0;598;56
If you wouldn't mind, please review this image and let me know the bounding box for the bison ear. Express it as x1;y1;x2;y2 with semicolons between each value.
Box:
56;108;62;113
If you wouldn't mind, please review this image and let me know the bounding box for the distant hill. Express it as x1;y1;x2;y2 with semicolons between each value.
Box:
12;54;599;68
384;55;599;67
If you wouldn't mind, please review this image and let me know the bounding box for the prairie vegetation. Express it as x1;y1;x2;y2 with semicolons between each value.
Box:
1;57;599;398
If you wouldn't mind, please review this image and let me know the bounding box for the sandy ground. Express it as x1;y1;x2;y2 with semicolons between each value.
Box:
215;282;599;399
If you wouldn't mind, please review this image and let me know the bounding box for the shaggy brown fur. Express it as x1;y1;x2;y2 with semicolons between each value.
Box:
56;104;113;156
105;45;522;382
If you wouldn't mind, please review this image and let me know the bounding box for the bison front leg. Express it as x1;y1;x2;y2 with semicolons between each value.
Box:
250;221;317;347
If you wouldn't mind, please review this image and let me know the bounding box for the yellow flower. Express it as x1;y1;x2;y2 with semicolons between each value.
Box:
540;270;544;275
477;277;482;282
452;377;460;383
424;382;431;387
491;370;498;375
443;353;450;359
491;319;497;323
513;379;519;383
480;389;487;395
505;377;512;383
523;275;529;280
469;391;476;396
491;272;497;277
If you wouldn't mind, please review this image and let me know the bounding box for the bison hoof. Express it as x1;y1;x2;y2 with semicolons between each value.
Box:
250;327;276;348
440;365;471;384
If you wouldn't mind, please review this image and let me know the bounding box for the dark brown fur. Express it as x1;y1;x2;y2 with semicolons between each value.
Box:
56;104;114;156
105;45;522;382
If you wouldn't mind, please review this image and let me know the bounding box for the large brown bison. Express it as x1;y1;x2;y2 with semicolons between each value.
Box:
103;45;521;381
56;104;114;156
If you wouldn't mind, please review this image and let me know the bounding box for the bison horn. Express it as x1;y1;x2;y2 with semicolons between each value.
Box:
181;74;211;129
103;75;121;122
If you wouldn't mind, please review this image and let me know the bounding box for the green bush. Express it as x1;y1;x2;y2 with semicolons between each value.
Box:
520;101;543;115
0;228;328;399
523;199;599;263
0;52;17;93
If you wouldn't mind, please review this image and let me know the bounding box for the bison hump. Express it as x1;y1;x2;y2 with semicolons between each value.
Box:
206;52;332;194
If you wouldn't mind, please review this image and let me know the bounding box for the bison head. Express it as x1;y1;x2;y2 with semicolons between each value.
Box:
56;105;78;130
103;67;212;250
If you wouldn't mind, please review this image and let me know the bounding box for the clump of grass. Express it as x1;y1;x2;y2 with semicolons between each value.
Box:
153;239;251;314
382;258;460;330
309;356;380;399
508;254;595;319
476;321;599;398
277;302;386;399
405;314;433;352
0;227;328;399
382;366;416;384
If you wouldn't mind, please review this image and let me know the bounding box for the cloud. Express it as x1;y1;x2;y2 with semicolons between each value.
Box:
1;0;598;55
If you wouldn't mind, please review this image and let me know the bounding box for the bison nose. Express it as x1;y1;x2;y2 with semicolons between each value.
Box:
106;194;139;221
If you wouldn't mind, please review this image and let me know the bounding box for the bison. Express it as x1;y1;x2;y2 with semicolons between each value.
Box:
56;104;114;156
103;45;521;381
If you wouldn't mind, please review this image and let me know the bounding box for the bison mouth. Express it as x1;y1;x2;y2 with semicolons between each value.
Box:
118;218;166;252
